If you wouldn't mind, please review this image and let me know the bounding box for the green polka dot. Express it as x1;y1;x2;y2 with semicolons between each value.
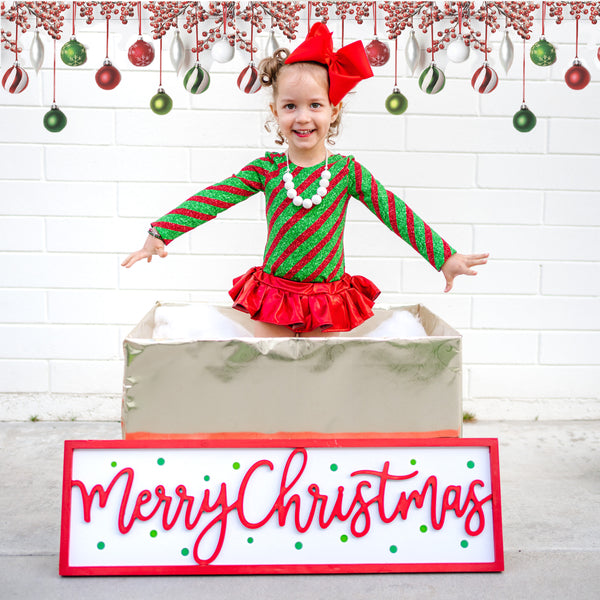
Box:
467;460;475;469
204;475;210;481
330;463;338;472
150;530;158;538
181;548;189;556
97;541;105;550
295;541;303;550
233;462;240;470
110;461;117;468
420;525;428;533
157;458;165;466
410;459;417;465
340;534;348;543
461;540;469;548
390;545;398;553
247;537;254;544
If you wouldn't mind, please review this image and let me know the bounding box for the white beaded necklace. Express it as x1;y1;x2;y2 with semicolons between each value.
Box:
283;153;331;210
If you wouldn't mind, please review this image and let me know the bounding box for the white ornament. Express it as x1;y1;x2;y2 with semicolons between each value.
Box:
170;29;185;75
30;30;45;74
447;36;470;63
264;28;280;57
212;39;234;63
284;153;330;210
405;29;420;75
499;30;514;74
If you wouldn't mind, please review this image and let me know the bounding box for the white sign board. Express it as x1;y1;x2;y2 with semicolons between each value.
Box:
60;438;503;575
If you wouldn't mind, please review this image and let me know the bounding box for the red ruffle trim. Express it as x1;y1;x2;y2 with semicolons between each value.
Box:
229;266;381;333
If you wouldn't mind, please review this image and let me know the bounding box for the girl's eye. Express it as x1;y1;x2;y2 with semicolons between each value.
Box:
284;103;295;110
311;103;322;109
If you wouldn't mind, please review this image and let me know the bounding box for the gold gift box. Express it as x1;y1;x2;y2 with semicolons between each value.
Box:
122;303;462;440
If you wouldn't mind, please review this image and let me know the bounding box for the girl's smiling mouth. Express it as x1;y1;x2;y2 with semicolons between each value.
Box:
293;129;315;137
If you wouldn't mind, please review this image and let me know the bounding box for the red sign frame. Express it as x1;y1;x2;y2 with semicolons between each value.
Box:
60;437;503;576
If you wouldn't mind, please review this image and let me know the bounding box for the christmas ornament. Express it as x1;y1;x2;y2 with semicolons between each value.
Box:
60;37;87;66
128;38;155;67
418;64;445;94
43;104;67;133
150;87;173;115
565;60;590;90
447;4;469;64
170;29;185;75
447;36;469;63
513;104;536;133
2;64;29;94
471;63;499;94
530;37;556;67
183;63;210;94
405;29;420;75
385;87;408;115
264;28;279;57
499;31;514;73
211;38;234;63
30;30;45;74
598;46;600;62
95;60;121;90
365;38;390;67
238;62;261;94
285;152;330;210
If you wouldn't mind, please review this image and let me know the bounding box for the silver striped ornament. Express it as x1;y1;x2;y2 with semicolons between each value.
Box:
183;63;210;94
237;62;261;94
471;63;498;94
418;64;445;94
2;63;29;94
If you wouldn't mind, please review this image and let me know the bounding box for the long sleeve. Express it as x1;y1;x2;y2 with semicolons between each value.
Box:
348;157;455;271
151;157;268;245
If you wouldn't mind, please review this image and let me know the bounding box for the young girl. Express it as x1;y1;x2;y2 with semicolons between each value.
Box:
122;23;488;338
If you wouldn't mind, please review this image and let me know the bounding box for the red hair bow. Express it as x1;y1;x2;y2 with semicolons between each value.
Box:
285;23;373;105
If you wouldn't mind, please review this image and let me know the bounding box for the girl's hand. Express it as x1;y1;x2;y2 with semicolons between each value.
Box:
441;252;489;293
121;235;168;268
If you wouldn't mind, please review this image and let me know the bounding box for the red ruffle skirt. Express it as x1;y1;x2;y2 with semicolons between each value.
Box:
229;266;381;333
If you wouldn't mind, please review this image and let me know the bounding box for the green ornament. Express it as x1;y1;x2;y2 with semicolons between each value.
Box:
43;105;67;133
530;37;556;67
150;88;173;115
60;37;87;67
513;104;537;133
385;87;408;115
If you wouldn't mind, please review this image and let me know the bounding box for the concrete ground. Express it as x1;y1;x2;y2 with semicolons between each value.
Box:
0;420;598;600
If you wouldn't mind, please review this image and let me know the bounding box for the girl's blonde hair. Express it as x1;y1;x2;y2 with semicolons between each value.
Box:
258;48;342;146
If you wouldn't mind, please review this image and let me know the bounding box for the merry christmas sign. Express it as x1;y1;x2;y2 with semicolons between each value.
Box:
60;438;503;575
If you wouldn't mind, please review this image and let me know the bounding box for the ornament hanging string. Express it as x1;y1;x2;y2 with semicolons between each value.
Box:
484;2;489;61
105;16;109;59
223;3;227;37
458;3;462;36
541;1;546;37
195;5;199;55
72;1;76;36
341;15;345;46
53;38;57;104
521;37;526;103
159;36;163;87
394;36;398;87
430;4;435;63
575;15;579;59
250;3;254;61
373;1;377;37
307;1;311;33
14;13;18;60
137;1;142;37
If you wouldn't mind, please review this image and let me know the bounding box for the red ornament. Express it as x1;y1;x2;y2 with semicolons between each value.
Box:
237;63;261;94
565;60;590;90
128;38;155;67
95;60;121;90
365;38;390;67
471;63;499;94
2;63;29;94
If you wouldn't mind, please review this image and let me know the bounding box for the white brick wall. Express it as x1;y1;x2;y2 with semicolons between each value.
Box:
1;12;599;421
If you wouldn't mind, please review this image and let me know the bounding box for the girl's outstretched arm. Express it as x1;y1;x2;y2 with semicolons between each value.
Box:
121;234;168;268
441;252;489;293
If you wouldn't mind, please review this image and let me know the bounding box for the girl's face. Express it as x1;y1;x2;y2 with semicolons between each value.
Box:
271;64;340;166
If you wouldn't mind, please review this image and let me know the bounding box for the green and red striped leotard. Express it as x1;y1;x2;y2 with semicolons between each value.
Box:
151;152;456;283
